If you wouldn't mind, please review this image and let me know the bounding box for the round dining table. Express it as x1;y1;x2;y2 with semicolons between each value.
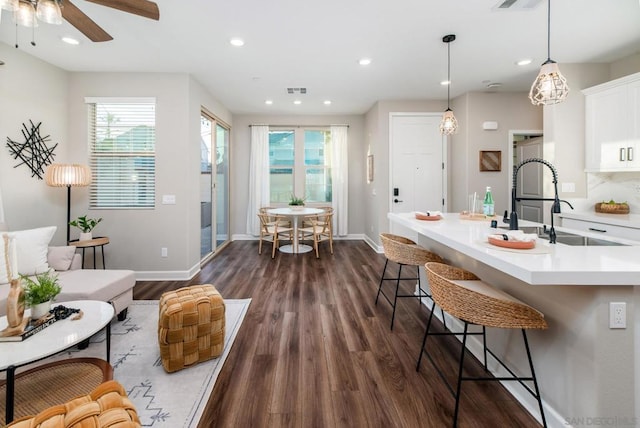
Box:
267;207;323;253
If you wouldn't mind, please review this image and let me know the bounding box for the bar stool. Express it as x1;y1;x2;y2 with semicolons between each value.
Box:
417;262;548;427
375;233;444;330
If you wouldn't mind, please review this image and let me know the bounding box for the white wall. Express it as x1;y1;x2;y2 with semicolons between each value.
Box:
455;92;543;214
0;43;69;242
230;114;366;239
66;72;230;277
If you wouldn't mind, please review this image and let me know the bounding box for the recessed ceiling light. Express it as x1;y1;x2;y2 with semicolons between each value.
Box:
293;100;302;105
61;37;79;45
229;37;245;47
358;58;372;66
440;80;450;86
323;100;332;105
265;100;273;105
516;59;532;66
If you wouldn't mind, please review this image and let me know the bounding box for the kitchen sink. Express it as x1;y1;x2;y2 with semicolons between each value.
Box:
497;225;628;246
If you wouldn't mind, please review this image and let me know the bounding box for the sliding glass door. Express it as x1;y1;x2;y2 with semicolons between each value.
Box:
200;112;230;259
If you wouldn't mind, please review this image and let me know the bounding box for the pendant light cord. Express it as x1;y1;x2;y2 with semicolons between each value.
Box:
447;41;451;109
546;0;551;62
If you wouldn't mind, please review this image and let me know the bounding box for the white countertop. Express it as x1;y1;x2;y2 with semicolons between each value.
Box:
559;211;640;229
389;212;640;286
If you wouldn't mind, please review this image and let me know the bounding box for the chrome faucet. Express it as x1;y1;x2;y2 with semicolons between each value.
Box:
507;158;573;244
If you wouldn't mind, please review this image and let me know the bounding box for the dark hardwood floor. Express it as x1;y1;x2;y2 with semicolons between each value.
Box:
134;240;541;428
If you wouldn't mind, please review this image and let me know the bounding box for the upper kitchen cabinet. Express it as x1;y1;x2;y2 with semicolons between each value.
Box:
584;72;640;172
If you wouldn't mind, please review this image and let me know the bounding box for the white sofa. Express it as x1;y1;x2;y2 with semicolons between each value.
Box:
0;227;135;320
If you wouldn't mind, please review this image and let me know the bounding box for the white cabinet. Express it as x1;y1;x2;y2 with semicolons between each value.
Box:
584;73;640;172
561;217;640;242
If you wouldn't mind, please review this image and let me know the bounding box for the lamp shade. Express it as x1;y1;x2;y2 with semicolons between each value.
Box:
528;61;569;105
0;0;18;12
36;0;62;25
439;109;458;135
45;164;92;187
14;0;37;27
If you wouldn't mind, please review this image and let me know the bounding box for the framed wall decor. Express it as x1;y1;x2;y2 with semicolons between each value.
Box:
479;150;501;172
367;154;374;183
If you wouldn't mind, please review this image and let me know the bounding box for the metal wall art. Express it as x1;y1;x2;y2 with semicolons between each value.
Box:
6;120;57;179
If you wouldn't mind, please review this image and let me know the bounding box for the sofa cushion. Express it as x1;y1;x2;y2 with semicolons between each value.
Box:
14;226;56;276
47;246;77;271
0;232;18;284
55;269;135;303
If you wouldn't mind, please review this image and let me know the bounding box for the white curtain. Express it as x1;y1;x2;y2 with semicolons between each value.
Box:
246;125;270;236
331;125;348;236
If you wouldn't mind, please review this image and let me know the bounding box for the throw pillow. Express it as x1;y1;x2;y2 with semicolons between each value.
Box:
13;226;57;276
0;232;18;284
47;246;77;271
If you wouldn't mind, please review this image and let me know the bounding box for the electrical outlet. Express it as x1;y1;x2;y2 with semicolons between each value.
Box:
161;247;168;258
635;184;640;194
609;302;626;329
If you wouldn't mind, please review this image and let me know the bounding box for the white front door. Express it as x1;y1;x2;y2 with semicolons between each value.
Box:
389;113;446;238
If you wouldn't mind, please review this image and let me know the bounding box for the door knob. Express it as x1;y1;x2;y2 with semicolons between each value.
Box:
394;199;403;203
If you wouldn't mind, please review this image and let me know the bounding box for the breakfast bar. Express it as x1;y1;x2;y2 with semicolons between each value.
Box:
389;212;640;427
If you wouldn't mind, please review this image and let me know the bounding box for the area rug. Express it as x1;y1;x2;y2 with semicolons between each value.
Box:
52;299;251;427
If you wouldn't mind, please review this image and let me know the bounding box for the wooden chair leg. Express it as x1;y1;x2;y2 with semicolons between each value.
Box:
271;235;277;258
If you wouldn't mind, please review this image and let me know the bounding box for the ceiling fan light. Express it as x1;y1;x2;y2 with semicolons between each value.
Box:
528;61;569;105
14;0;37;27
439;109;458;135
36;0;62;25
0;0;18;12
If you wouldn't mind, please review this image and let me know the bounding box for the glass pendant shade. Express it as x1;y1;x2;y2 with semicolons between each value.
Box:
36;0;62;25
15;1;37;27
528;61;569;105
439;109;458;135
0;0;18;12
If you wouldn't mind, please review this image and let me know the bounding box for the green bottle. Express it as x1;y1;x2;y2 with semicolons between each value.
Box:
483;186;494;216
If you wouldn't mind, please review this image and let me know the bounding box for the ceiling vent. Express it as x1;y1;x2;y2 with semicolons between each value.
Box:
492;0;542;10
287;88;307;94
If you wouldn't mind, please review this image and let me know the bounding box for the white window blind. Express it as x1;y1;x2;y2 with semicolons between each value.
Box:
86;99;156;209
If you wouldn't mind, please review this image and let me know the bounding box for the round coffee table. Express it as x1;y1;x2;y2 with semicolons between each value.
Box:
0;300;114;424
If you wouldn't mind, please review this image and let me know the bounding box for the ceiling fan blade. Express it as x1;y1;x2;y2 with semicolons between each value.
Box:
61;0;113;42
85;0;160;20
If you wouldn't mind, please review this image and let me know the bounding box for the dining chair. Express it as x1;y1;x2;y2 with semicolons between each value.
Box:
257;213;293;258
297;212;333;258
258;207;291;227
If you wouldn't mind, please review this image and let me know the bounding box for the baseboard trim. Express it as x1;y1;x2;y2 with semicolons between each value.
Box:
135;262;200;281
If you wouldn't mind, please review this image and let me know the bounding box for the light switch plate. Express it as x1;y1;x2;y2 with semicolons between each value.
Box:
162;195;176;205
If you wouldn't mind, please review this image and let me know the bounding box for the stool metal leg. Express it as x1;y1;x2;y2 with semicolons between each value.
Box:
453;322;469;428
375;259;389;305
390;264;403;330
482;326;488;371
522;329;547;428
416;299;437;371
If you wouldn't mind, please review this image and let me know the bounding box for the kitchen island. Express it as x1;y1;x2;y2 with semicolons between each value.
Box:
389;212;639;428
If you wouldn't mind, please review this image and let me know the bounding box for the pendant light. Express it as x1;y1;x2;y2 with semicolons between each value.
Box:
440;34;458;136
528;0;569;105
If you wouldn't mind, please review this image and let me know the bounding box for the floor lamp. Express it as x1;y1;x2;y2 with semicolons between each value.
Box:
45;164;92;244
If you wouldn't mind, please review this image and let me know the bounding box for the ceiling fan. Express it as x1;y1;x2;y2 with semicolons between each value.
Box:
60;0;159;42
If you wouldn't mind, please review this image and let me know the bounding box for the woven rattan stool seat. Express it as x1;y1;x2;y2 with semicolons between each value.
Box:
417;262;548;427
158;284;225;373
379;233;443;266
425;263;547;330
7;380;140;427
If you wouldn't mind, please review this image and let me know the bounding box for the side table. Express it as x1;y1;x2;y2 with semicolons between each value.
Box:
69;237;109;269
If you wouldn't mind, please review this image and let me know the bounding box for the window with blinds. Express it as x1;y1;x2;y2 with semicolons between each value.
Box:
86;98;156;209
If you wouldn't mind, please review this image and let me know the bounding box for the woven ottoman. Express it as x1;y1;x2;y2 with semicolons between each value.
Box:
158;285;225;373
